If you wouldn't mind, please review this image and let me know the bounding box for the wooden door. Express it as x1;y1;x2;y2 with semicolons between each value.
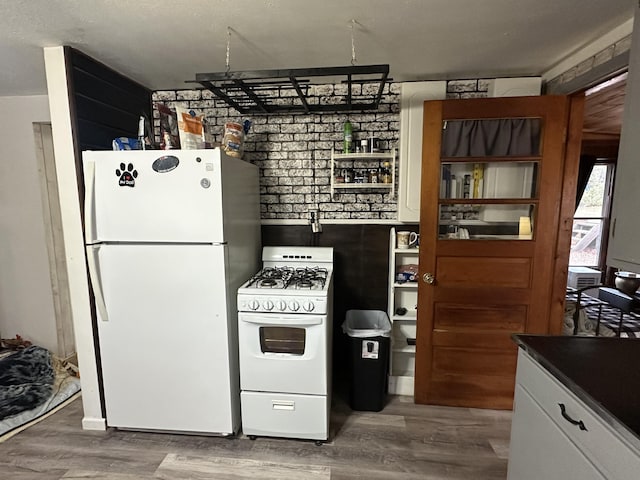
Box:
415;96;584;409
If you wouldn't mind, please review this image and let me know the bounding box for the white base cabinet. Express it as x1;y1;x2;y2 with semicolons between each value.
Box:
508;349;640;480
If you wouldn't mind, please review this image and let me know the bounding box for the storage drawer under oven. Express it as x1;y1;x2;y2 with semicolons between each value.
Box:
240;391;328;441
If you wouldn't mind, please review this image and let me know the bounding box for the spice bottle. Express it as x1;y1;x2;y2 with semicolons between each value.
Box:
343;120;353;153
381;161;392;183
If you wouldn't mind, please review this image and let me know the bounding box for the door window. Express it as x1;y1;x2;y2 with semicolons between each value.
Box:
259;327;306;355
438;118;541;240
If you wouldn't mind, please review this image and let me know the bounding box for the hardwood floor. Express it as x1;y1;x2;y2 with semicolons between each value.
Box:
0;393;511;479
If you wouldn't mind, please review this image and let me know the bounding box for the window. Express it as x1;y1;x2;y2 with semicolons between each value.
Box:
569;163;614;268
259;327;306;355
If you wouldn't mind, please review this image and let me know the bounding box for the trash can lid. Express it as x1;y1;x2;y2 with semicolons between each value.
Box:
342;309;391;337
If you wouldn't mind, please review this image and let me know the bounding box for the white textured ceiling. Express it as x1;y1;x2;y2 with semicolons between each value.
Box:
0;0;635;96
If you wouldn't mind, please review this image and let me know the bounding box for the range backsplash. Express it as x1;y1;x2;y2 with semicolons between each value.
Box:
152;80;489;221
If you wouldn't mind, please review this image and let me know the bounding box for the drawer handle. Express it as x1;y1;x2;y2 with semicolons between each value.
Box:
558;403;588;431
272;400;295;411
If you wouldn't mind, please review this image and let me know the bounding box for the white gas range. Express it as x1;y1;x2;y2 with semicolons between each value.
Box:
237;246;333;444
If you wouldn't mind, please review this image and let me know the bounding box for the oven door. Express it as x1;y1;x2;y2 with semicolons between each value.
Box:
238;312;327;395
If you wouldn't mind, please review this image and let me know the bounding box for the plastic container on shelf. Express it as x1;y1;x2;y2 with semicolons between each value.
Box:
342;310;391;412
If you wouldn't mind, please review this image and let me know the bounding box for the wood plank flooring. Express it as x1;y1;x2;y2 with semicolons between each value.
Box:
0;393;511;479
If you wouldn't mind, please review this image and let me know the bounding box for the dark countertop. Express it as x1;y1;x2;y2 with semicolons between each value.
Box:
513;335;640;450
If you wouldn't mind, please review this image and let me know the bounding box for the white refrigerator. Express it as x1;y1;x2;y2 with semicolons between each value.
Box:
83;148;261;435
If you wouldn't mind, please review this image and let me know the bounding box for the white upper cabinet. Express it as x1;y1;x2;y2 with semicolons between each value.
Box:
607;8;640;271
398;81;447;222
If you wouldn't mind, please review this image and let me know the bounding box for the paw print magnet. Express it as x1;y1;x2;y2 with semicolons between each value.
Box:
116;163;138;187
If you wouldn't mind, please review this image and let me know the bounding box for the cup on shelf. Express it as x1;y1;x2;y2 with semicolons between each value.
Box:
409;232;419;248
397;231;411;249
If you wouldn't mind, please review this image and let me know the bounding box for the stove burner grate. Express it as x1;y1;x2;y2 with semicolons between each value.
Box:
247;266;329;290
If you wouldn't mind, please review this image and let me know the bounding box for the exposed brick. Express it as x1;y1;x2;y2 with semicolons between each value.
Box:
153;91;177;101
345;203;371;212
266;186;293;194
269;116;295;124
478;79;492;92
447;80;478;92
279;159;304;169
319;203;345;212
350;212;379;219
267;204;293;213
323;212;350;219
268;133;294;142
460;92;489;99
177;90;202;101
281;123;308;133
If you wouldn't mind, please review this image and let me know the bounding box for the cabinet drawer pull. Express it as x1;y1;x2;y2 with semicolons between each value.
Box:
558;403;588;431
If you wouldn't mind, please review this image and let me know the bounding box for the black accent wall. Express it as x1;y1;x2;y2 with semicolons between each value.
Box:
261;223;418;382
64;47;153;221
67;47;152;152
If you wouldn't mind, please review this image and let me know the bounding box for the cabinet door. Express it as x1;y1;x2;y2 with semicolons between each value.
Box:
415;96;584;409
398;81;447;222
508;385;606;480
607;7;640;271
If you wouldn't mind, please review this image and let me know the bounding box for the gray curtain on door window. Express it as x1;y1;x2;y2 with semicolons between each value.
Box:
441;119;541;157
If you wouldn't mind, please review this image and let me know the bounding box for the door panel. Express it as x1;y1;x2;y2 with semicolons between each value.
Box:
436;257;532;287
432;331;521;350
415;95;583;408
432;347;518;375
434;304;527;331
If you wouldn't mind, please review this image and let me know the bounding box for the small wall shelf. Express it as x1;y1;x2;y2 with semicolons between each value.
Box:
330;148;396;198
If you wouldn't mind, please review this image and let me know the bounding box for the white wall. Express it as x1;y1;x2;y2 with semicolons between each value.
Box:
44;46;104;430
0;95;57;351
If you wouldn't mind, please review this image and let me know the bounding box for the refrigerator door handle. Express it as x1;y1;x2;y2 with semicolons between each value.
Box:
86;245;109;322
83;157;97;243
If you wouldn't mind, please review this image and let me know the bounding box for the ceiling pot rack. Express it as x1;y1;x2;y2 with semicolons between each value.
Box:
189;21;390;114
187;64;391;115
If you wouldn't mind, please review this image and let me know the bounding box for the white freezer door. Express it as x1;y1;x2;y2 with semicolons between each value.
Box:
89;243;238;434
85;150;224;243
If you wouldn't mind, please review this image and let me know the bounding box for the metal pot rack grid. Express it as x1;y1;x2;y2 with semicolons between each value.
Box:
188;64;390;115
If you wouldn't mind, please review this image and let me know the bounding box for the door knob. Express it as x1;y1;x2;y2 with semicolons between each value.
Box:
423;273;435;284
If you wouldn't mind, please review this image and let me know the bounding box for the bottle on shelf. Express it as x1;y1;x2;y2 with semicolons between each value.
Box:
343;119;353;153
381;161;392;184
447;214;459;239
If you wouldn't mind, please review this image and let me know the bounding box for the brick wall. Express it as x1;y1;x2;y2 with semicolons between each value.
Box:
152;80;489;221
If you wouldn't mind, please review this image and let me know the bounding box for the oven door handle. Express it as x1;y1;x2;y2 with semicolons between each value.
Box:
240;316;323;327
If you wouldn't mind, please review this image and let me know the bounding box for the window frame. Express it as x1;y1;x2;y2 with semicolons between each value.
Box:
570;160;615;270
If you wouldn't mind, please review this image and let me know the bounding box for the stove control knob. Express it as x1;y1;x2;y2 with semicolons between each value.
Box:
276;300;287;311
248;300;260;311
303;301;315;312
263;300;274;311
289;300;300;312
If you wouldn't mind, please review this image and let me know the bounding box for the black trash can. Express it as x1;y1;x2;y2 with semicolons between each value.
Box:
342;310;392;412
